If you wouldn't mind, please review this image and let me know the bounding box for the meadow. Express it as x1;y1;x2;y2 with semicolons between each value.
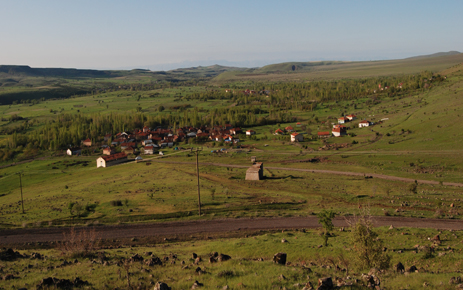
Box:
1;225;462;289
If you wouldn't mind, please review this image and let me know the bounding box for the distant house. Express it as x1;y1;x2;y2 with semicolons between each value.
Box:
296;122;302;127
359;120;371;128
246;130;256;136
230;128;242;135
67;147;82;156
275;128;284;135
96;152;128;168
102;147;115;155
338;117;348;124
143;146;155;155
124;146;135;155
291;133;304;142
142;139;153;146
285;126;294;132
246;162;264;180
332;125;347;137
317;131;331;138
82;138;92;147
346;114;356;121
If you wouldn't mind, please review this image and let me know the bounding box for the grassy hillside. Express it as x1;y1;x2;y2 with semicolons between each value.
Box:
212;53;463;83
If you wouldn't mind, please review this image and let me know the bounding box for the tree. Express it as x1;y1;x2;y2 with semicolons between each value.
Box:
317;210;336;246
408;180;418;194
349;214;391;270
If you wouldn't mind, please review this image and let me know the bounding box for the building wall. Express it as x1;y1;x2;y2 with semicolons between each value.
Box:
246;171;261;181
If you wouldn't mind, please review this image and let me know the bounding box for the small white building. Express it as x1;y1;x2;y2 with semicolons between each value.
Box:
67;147;82;156
359;120;371;128
246;130;256;136
291;133;304;142
96;152;128;168
338;117;348;124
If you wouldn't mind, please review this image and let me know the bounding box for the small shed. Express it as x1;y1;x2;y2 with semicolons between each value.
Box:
251;156;257;163
246;162;264;180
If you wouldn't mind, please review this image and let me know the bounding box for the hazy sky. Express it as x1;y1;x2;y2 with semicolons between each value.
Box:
1;0;462;70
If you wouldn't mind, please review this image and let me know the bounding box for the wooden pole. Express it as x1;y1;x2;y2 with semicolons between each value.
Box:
196;149;201;216
19;172;24;214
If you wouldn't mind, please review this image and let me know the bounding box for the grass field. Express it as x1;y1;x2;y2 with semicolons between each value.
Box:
1;56;463;229
1;225;462;289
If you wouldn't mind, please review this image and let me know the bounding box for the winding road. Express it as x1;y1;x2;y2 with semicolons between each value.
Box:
1;216;462;245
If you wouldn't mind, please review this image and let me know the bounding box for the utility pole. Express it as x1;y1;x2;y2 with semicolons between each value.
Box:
195;148;202;216
18;172;24;214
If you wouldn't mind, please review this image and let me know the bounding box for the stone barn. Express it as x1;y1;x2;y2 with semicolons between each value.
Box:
246;162;264;180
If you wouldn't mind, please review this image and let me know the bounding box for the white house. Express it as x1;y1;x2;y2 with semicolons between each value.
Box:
67;147;82;156
291;133;304;142
246;130;256;136
359;120;371;128
338;117;348;124
332;125;347;137
96;152;128;168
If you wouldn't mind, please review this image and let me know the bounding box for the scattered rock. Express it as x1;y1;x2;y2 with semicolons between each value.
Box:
218;254;231;262
281;238;288;243
395;262;405;273
408;265;417;273
154;281;171;290
301;281;314;290
191;280;203;289
194;257;202;264
192;253;197;259
317;277;333;290
449;277;462;284
279;274;286;281
0;248;24;261
145;257;163;266
3;274;16;280
273;253;287;265
131;254;144;262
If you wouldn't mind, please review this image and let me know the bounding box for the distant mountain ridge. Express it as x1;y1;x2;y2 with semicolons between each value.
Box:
405;51;461;59
0;51;461;78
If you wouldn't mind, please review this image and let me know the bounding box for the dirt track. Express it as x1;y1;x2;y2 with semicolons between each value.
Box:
1;216;463;245
155;160;463;187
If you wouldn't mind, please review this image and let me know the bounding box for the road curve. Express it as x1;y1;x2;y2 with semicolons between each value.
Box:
1;216;462;245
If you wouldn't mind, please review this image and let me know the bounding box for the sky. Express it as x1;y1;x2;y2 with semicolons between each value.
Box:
1;0;462;71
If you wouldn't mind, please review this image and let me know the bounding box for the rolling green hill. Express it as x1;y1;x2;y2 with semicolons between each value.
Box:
212;52;463;83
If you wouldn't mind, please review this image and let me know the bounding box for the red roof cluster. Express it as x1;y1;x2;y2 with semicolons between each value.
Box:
101;152;127;161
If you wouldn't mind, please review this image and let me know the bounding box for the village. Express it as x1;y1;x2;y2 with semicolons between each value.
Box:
64;113;375;172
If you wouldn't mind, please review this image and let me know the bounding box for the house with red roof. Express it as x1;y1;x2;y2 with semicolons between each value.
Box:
346;114;356;121
359;120;371;128
317;131;331;138
285;126;294;132
275;128;284;135
338;117;348;124
291;133;303;142
246;130;256;136
96;152;128;168
332;125;347;137
82;138;92;147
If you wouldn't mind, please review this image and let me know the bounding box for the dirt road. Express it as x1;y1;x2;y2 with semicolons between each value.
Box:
1;216;462;245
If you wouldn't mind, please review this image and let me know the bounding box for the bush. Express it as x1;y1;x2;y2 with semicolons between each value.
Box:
110;200;123;206
57;227;99;258
349;213;391;270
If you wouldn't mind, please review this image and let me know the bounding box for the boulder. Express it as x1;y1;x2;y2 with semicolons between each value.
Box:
395;262;405;273
408;265;417;273
449;277;462;284
194;257;202;264
317;277;333;289
146;257;163;266
191;280;203;289
154;282;171;290
218;254;231;262
301;281;314;290
273;252;287;265
131;254;144;262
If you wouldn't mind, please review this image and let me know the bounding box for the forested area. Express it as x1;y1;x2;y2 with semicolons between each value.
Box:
0;70;445;162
